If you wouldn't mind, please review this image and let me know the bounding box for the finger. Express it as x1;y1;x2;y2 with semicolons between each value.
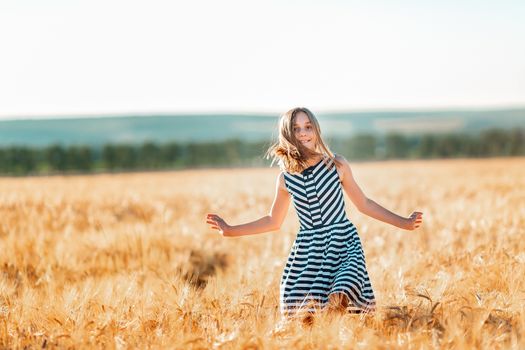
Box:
211;226;220;230
206;220;217;225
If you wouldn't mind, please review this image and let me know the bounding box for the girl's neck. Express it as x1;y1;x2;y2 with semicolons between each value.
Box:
306;154;324;167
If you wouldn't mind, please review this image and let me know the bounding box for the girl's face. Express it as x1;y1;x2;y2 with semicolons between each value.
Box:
293;111;317;151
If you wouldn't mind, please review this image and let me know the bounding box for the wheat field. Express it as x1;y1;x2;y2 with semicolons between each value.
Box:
0;157;524;349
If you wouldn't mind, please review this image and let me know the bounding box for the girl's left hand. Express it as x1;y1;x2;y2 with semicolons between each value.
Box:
403;211;423;230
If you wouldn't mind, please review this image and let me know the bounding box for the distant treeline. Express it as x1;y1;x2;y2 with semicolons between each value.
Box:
0;128;523;176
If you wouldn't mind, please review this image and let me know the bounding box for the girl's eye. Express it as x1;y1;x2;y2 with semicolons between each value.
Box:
306;126;312;130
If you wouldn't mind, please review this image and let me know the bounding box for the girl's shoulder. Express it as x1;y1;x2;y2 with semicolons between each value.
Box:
332;153;351;180
277;171;288;192
332;153;349;168
333;152;346;162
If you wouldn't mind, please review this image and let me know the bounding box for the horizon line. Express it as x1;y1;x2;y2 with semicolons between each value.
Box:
1;103;525;121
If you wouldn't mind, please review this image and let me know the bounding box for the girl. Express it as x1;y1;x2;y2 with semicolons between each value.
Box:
206;107;423;319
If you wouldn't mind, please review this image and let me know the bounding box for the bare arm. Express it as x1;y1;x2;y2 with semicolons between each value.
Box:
335;155;423;230
206;172;291;237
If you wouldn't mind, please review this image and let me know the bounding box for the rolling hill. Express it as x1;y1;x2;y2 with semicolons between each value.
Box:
0;108;523;147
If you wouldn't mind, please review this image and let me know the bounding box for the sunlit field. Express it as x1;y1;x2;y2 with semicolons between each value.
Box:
1;157;524;349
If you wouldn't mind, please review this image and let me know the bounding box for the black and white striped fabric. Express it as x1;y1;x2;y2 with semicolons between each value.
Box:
280;156;376;315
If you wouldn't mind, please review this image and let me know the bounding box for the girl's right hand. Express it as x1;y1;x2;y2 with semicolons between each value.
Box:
206;213;232;236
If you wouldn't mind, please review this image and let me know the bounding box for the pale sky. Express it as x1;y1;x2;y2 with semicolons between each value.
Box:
1;0;524;119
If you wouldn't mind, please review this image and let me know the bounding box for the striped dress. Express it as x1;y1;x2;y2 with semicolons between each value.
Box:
280;156;376;315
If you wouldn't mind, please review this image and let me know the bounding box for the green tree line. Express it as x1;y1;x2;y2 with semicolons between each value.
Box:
0;128;523;176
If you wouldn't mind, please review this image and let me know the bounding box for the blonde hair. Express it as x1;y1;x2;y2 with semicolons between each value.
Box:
266;107;338;174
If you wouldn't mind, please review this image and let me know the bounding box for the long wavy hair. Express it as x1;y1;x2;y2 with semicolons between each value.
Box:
265;107;338;174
